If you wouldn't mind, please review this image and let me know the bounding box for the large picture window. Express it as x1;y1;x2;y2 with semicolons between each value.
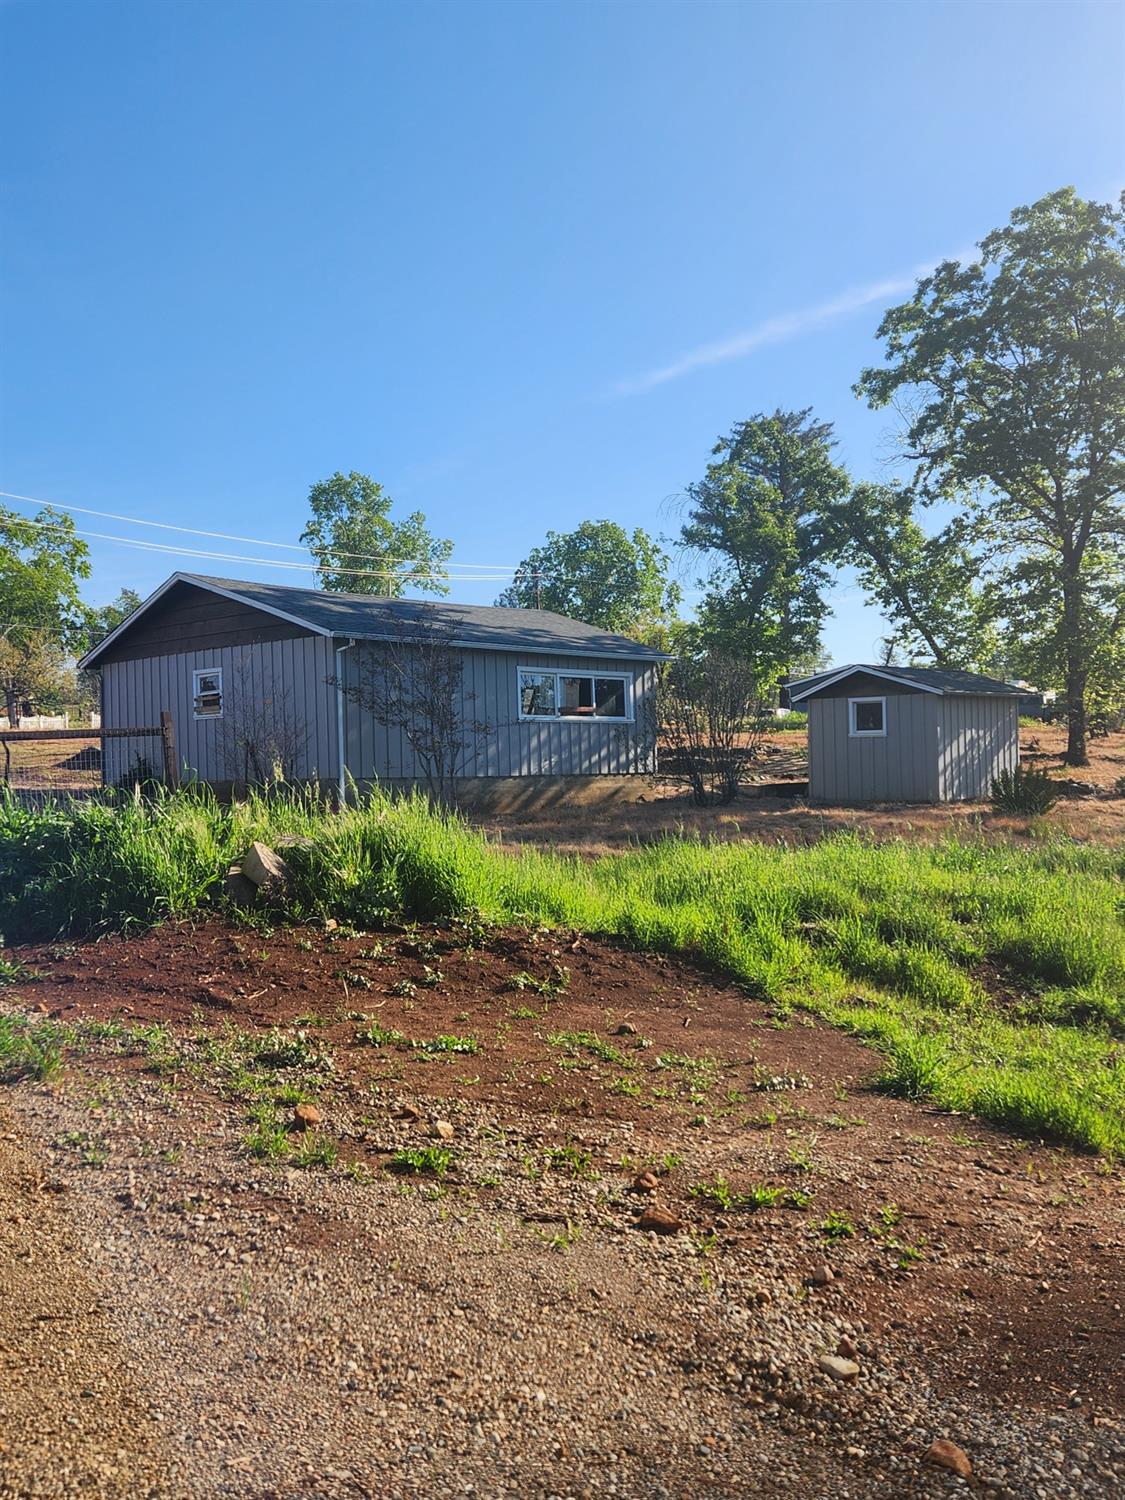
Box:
848;696;886;736
193;667;224;719
518;667;632;722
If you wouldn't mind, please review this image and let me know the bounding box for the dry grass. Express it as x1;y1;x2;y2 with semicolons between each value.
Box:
473;725;1125;854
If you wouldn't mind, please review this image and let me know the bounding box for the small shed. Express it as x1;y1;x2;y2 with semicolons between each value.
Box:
787;665;1021;805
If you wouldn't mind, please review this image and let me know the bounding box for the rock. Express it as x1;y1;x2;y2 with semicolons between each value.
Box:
923;1439;972;1479
294;1103;322;1130
241;841;290;891
431;1120;455;1141
818;1354;860;1382
637;1207;681;1235
631;1171;659;1194
837;1335;858;1359
810;1264;835;1286
394;1103;423;1122
324;918;338;932
224;865;257;906
615;1023;637;1036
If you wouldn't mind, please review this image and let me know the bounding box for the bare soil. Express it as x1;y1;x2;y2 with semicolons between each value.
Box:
475;726;1125;852
1;917;1122;1498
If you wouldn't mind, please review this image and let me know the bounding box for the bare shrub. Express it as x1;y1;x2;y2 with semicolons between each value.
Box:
329;616;491;805
218;652;310;788
660;654;768;805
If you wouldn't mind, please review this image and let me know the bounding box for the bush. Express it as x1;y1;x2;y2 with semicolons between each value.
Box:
991;765;1058;815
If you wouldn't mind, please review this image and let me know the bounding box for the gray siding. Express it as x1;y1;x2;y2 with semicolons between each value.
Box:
96;580;314;664
100;637;338;786
937;694;1019;801
341;645;658;781
808;691;940;804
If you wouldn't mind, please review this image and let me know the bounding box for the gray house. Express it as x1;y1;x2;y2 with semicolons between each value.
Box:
787;664;1020;804
78;573;666;804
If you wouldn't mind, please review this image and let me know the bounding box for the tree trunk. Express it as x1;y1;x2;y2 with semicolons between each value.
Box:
3;685;20;729
1060;561;1089;767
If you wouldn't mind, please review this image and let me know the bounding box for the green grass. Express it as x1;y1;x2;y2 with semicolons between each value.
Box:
0;786;1122;1155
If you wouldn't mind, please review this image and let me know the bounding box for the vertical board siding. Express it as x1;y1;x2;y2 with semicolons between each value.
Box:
937;695;1018;801
808;691;939;804
342;646;658;781
101;638;337;785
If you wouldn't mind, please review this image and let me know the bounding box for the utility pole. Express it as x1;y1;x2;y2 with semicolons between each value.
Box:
534;569;542;609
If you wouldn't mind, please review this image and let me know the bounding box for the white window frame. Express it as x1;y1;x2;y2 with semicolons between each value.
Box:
193;666;224;721
848;695;886;737
517;666;633;723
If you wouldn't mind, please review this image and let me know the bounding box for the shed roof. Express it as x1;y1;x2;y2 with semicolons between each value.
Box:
788;663;1021;702
78;572;670;669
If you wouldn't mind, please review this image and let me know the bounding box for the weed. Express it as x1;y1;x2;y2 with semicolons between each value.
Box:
55;1130;109;1166
507;965;570;997
820;1210;855;1242
355;1021;407;1047
388;1145;453;1177
548;1030;627;1066
243;1122;289;1161
390;979;417;999
0;1014;65;1081
293;1133;338;1169
414;1034;481;1057
544;1143;599;1180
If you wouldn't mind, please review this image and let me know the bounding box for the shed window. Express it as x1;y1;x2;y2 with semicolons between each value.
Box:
848;696;885;736
193;668;223;719
518;667;631;721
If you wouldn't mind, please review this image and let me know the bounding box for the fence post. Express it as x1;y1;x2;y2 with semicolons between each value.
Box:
160;711;179;789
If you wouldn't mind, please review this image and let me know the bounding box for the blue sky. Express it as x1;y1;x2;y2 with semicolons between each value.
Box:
2;0;1122;662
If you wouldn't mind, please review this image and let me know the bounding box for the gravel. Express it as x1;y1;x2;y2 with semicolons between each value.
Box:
2;1074;1121;1500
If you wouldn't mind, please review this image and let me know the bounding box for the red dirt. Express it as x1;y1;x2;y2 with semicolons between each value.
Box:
17;917;1125;1414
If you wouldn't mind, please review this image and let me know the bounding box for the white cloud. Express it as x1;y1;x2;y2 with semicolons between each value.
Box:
610;256;950;397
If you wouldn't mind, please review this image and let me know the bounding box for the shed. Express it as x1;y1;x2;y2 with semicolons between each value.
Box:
787;664;1021;805
77;573;669;806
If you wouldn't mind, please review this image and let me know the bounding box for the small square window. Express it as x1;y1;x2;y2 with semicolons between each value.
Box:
193;668;223;719
849;697;885;736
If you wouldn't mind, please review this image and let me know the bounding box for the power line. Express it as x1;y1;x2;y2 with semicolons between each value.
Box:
0;488;524;572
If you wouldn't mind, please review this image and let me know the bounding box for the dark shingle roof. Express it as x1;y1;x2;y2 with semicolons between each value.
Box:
80;573;669;666
788;664;1021;701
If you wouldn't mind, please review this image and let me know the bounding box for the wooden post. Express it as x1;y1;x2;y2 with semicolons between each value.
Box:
160;710;178;789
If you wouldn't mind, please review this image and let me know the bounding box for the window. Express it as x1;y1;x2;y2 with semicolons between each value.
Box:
848;696;885;736
193;667;223;719
518;667;631;721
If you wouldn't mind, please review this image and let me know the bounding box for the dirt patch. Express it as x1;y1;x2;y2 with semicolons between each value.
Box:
473;726;1125;853
15;916;1125;1428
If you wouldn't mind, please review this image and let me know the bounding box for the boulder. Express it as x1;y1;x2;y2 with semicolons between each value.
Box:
224;865;258;906
241;842;290;891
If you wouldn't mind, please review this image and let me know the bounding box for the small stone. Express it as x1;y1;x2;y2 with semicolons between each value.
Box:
294;1103;322;1130
324;918;338;932
810;1264;835;1286
637;1207;681;1234
395;1103;424;1122
431;1120;455;1141
818;1355;860;1382
923;1439;973;1479
632;1171;659;1194
615;1023;637;1036
837;1335;858;1359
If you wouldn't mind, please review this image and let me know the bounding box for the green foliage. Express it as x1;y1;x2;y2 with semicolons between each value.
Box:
299;470;453;597
991;765;1059;815
857;187;1125;766
0;505;91;724
496;519;680;634
681;408;850;683
388;1145;453;1177
0;1013;65;1081
2;788;1123;1154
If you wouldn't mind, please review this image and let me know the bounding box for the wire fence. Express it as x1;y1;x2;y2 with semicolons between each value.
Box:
0;716;177;806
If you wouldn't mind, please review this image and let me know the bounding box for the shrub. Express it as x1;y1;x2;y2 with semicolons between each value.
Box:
991;765;1058;815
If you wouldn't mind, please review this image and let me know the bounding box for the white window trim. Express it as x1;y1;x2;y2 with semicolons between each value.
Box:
848;695;886;737
193;666;224;721
516;666;634;724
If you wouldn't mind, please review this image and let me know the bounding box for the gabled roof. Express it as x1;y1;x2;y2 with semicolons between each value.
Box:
787;663;1021;702
78;573;671;669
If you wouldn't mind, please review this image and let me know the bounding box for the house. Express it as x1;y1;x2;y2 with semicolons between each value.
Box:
787;664;1021;804
77;573;667;805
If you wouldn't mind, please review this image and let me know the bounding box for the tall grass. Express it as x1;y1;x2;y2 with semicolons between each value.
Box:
1;787;1122;1155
